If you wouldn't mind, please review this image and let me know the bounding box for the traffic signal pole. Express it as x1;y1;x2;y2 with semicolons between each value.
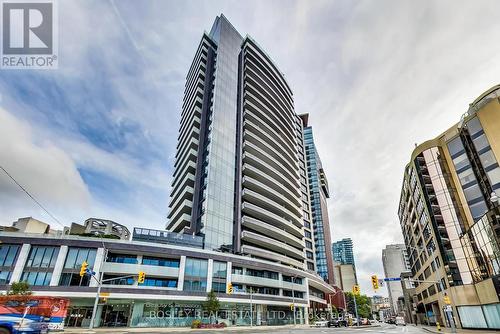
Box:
353;293;359;326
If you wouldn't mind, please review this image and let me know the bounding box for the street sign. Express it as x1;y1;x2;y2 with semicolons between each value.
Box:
383;277;401;281
378;279;385;287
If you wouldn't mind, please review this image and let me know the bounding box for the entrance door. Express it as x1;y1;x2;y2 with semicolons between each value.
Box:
65;307;92;327
102;304;131;327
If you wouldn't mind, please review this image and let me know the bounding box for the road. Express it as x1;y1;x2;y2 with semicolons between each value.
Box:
67;323;429;334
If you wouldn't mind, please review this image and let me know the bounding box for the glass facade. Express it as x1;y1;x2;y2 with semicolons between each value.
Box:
183;258;208;292
21;245;59;286
198;16;243;251
461;207;500;282
211;261;227;293
60;247;97;286
332;238;355;265
304;126;333;282
0;244;19;284
142;256;179;268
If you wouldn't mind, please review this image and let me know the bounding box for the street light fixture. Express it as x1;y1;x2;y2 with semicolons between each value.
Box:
490;191;500;206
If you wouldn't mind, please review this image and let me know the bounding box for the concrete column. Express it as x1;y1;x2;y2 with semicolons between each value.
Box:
256;304;262;325
206;258;214;292
90;247;106;287
10;244;31;284
177;256;186;291
226;261;232;284
50;245;68;286
304;277;310;325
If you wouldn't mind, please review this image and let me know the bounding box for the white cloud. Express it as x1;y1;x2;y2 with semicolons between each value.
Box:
0;108;91;226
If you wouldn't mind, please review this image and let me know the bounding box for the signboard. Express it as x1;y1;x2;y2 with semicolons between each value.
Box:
384;277;402;282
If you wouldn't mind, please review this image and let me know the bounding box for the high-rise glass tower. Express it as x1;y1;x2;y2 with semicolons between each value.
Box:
332;238;355;266
167;15;314;270
302;117;335;284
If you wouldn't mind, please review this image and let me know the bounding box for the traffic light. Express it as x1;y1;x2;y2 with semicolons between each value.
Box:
371;275;379;290
138;271;145;284
290;303;294;311
443;294;451;305
79;261;88;277
227;282;233;294
352;284;360;295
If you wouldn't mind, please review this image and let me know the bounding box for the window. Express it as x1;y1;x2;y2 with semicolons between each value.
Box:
25;246;59;269
231;266;243;275
306;251;314;260
102;274;134;285
0;271;11;284
20;271;52;286
183;258;208;292
107;253;137;264
211;261;227;293
458;168;476;186
246;268;278;280
447;137;465;156
305;231;311;239
479;150;497;169
142;256;180;268
60;247;97;287
0;244;20;267
22;246;59;286
283;275;303;284
283;290;304;298
466;117;483;136
64;248;97;269
247;285;279;295
143;277;177;288
486;168;500;186
305;241;313;249
453;154;471;171
472;134;490;152
307;262;315;270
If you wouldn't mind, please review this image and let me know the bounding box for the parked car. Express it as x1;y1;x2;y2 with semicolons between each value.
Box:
395;316;406;326
312;319;329;327
328;318;348;327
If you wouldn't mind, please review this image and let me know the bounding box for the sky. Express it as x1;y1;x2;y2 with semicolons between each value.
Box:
1;0;500;296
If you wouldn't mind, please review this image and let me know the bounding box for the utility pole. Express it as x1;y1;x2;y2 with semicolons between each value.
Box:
292;276;296;325
249;287;253;327
353;294;359;326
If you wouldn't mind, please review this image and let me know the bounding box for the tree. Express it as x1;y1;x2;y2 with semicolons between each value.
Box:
8;282;32;296
203;291;220;324
345;292;372;319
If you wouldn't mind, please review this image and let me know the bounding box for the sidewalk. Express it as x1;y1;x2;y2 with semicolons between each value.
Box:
63;324;310;333
419;324;499;334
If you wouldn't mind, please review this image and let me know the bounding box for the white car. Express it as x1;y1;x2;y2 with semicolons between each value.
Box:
395;316;406;326
313;320;329;327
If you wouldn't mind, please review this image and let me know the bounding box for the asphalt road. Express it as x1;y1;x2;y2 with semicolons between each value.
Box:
67;323;428;334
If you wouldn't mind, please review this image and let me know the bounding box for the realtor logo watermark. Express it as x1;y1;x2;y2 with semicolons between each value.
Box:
1;0;58;69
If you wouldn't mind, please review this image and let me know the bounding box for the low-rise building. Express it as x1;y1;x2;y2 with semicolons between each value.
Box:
0;230;337;329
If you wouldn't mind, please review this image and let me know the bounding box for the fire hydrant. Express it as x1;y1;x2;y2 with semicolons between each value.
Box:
436;322;441;331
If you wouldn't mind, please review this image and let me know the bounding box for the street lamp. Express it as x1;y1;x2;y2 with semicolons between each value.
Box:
490;191;500;206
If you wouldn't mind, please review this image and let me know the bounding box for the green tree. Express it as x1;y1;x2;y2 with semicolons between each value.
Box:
345;292;372;319
203;291;220;324
8;281;32;296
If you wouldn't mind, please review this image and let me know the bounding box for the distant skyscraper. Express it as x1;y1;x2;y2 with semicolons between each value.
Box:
167;14;315;270
332;238;355;266
301;116;335;284
382;244;410;315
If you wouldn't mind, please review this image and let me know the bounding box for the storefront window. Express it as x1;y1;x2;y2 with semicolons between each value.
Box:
142;256;179;268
